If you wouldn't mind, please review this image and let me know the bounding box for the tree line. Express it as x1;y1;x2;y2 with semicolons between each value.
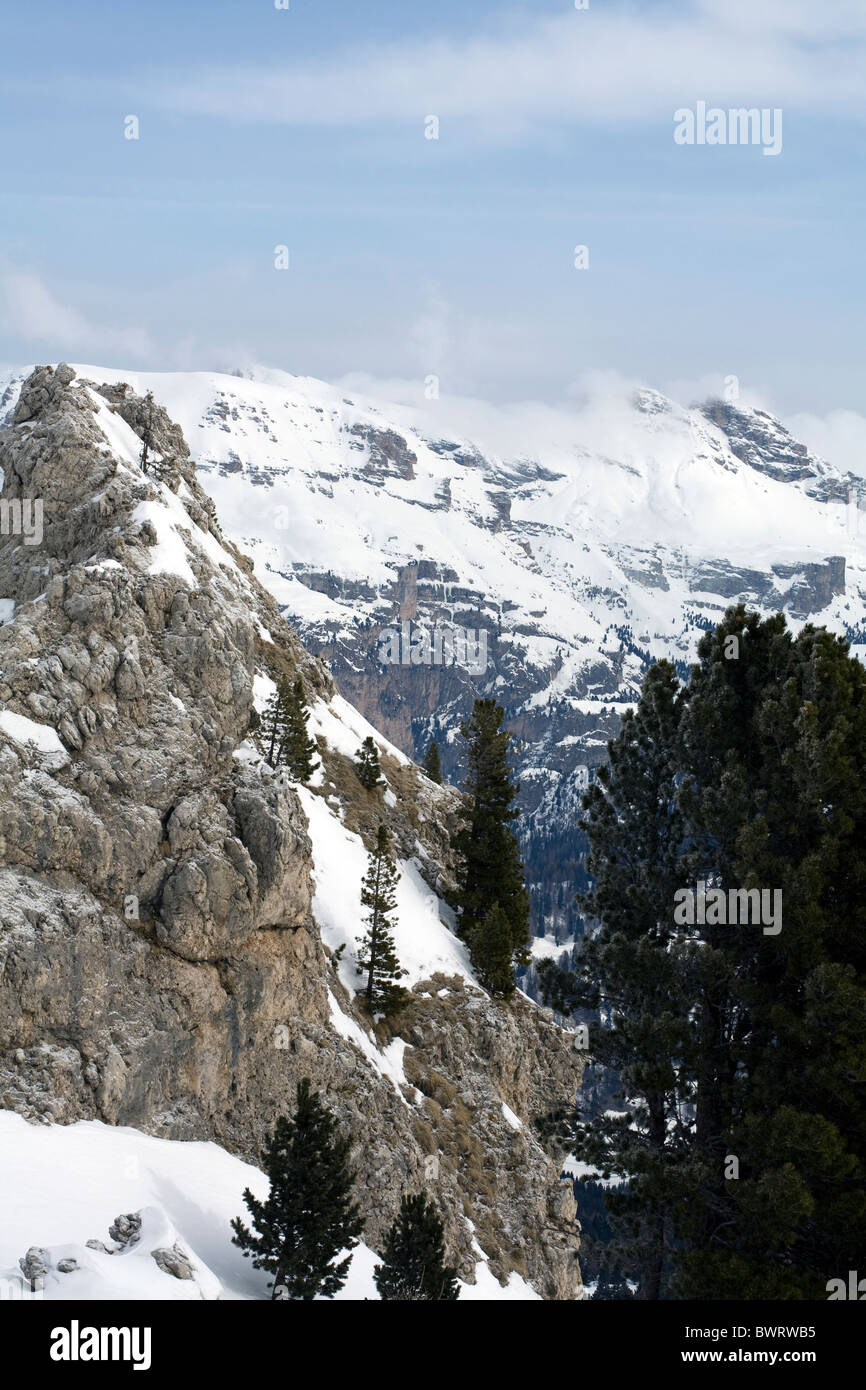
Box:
540;605;866;1299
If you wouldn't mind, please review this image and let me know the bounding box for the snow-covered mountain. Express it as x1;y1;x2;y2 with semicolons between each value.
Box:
3;363;864;946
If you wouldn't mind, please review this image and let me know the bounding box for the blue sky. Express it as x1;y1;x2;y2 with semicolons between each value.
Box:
1;0;864;432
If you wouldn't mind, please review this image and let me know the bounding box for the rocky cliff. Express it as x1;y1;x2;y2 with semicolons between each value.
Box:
0;365;583;1299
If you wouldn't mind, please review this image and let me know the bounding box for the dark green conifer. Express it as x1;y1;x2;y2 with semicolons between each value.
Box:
355;735;384;789
260;677;291;768
260;675;318;780
471;903;519;998
456;699;530;990
543;659;688;1300
356;824;409;1015
673;609;866;1298
282;677;319;782
542;608;866;1299
231;1078;362;1300
423;740;442;784
374;1193;459;1301
137;390;155;473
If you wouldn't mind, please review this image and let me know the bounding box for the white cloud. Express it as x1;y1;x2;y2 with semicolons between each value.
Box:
329;367;661;463
659;371;773;412
785;408;866;479
148;8;866;131
0;266;154;362
695;0;866;40
408;289;453;380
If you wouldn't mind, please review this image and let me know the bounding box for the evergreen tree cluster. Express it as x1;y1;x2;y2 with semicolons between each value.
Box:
541;606;866;1299
233;1082;458;1301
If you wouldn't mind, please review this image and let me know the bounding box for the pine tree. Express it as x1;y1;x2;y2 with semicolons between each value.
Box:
540;659;690;1299
260;677;291;768
355;735;384;789
456;699;530;990
231;1078;362;1300
356;824;409;1015
671;609;866;1298
423;740;442;784
471;903;518;997
282;677;319;782
374;1193;459;1301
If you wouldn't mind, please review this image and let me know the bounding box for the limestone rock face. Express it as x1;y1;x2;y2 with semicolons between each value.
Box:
0;366;583;1298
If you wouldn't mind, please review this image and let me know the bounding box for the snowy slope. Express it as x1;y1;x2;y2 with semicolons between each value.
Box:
297;785;472;994
0;1111;538;1301
240;676;478;1096
0;1109;272;1301
245;674;471;998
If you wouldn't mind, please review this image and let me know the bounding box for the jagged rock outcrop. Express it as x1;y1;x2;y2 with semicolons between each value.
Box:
700;399;866;507
0;365;583;1297
19;1245;50;1290
151;1244;195;1280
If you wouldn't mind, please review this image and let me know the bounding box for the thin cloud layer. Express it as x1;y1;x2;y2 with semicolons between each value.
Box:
786;408;866;480
151;7;866;130
0;266;154;363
